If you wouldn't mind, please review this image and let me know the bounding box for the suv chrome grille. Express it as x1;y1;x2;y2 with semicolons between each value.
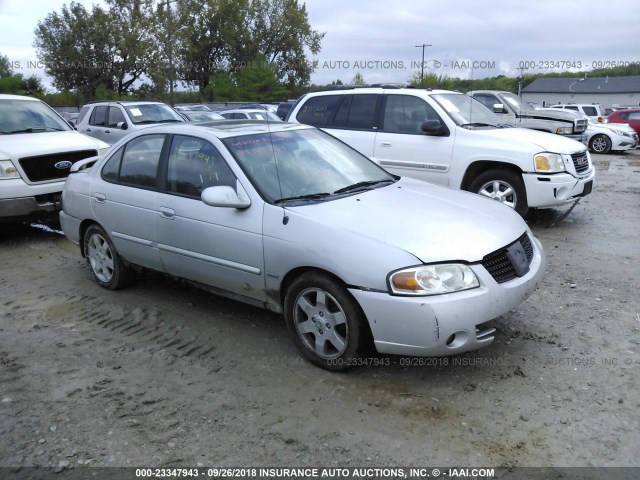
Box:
574;119;588;133
19;150;97;182
482;233;534;284
571;151;590;174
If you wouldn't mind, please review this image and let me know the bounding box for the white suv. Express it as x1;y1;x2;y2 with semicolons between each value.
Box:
0;94;109;221
287;87;595;216
548;103;607;123
76;100;184;145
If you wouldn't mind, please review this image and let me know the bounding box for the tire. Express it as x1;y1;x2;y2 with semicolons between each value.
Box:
83;224;133;290
284;271;372;371
589;134;612;154
468;169;528;217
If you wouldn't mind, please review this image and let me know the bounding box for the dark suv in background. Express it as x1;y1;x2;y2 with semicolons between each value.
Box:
75;100;184;145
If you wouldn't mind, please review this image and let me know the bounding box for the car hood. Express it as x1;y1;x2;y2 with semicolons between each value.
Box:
593;122;636;133
0;131;108;158
518;107;578;123
287;177;527;263
477;127;586;154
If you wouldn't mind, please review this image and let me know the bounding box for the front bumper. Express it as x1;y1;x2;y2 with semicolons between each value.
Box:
522;167;595;208
0;194;62;219
349;236;546;357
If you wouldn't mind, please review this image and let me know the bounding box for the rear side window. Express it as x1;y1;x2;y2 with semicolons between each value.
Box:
582;106;598;116
76;105;91;125
296;95;342;127
344;94;378;129
90;106;108;126
102;134;165;188
627;112;640;120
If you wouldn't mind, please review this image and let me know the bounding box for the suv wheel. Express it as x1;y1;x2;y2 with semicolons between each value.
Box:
469;169;528;217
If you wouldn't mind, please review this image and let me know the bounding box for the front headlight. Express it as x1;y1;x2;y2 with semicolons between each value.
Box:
556;127;573;135
0;160;20;179
534;152;565;173
389;264;479;296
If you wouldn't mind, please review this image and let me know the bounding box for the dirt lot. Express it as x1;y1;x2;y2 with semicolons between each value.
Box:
1;150;639;474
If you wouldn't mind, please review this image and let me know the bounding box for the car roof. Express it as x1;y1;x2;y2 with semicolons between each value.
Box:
126;120;310;139
303;87;452;96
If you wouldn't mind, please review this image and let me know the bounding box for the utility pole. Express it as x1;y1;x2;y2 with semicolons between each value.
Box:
166;0;177;106
414;43;432;84
517;66;526;98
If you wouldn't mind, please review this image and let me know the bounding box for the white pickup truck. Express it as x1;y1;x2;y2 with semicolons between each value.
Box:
468;90;588;142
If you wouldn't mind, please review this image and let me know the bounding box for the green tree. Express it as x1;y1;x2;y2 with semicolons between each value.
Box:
351;72;366;86
235;56;288;101
34;0;157;99
0;53;45;95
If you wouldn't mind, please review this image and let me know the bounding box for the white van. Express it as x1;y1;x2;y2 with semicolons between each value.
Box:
287;87;595;216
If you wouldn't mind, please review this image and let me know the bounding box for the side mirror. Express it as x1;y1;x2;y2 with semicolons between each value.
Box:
493;103;507;114
117;122;128;130
421;120;448;136
201;182;251;209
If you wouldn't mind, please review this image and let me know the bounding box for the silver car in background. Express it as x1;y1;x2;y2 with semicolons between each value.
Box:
60;122;545;370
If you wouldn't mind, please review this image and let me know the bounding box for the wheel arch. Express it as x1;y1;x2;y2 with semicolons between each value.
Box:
278;266;352;309
78;219;101;257
460;160;523;191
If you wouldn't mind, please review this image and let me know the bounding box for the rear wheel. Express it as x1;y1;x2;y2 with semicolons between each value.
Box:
284;272;372;370
589;134;612;154
84;224;133;289
469;169;528;217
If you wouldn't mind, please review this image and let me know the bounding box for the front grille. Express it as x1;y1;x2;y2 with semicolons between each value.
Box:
571;151;590;174
574;119;588;133
482;233;534;284
19;150;97;182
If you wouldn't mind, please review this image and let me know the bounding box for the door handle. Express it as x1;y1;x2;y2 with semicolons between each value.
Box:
379;141;392;147
105;129;111;133
85;128;92;132
93;193;106;203
158;207;175;219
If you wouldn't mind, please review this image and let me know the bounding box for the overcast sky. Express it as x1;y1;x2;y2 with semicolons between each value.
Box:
1;0;639;90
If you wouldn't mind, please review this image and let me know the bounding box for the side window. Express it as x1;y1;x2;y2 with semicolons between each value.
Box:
76;106;91;125
626;112;640;120
101;146;124;182
582;106;597;116
296;95;342;127
565;106;579;111
167;135;236;197
107;106;127;128
90;105;108;126
474;94;499;111
381;95;441;134
345;94;378;129
119;134;165;188
332;96;351;128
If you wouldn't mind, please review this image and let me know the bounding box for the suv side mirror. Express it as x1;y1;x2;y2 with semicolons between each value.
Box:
421;120;448;136
493;103;507;114
117;122;128;130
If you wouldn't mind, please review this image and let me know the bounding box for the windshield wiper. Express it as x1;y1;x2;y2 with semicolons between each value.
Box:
3;127;55;134
274;192;333;204
333;179;395;194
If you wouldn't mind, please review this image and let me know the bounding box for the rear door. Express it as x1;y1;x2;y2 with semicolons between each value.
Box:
91;134;166;270
373;94;454;185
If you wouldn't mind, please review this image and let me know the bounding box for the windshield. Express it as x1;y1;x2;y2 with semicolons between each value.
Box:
124;103;184;125
0;99;72;134
223;128;395;204
185;112;225;121
500;92;526;111
432;93;503;128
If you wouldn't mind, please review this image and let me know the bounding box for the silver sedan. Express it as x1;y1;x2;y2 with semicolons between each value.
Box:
60;121;545;370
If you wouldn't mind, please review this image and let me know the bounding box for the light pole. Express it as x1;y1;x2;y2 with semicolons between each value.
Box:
414;43;431;84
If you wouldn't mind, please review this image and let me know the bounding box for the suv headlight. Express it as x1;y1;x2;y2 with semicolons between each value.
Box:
556;127;573;135
534;152;565;173
0;160;20;179
389;264;479;296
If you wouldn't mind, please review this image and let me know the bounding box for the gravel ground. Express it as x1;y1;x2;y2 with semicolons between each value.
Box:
1;150;639;476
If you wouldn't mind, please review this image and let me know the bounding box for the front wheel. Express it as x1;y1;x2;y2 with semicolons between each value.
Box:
284;272;372;371
589;134;612;154
468;169;528;217
83;224;133;290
